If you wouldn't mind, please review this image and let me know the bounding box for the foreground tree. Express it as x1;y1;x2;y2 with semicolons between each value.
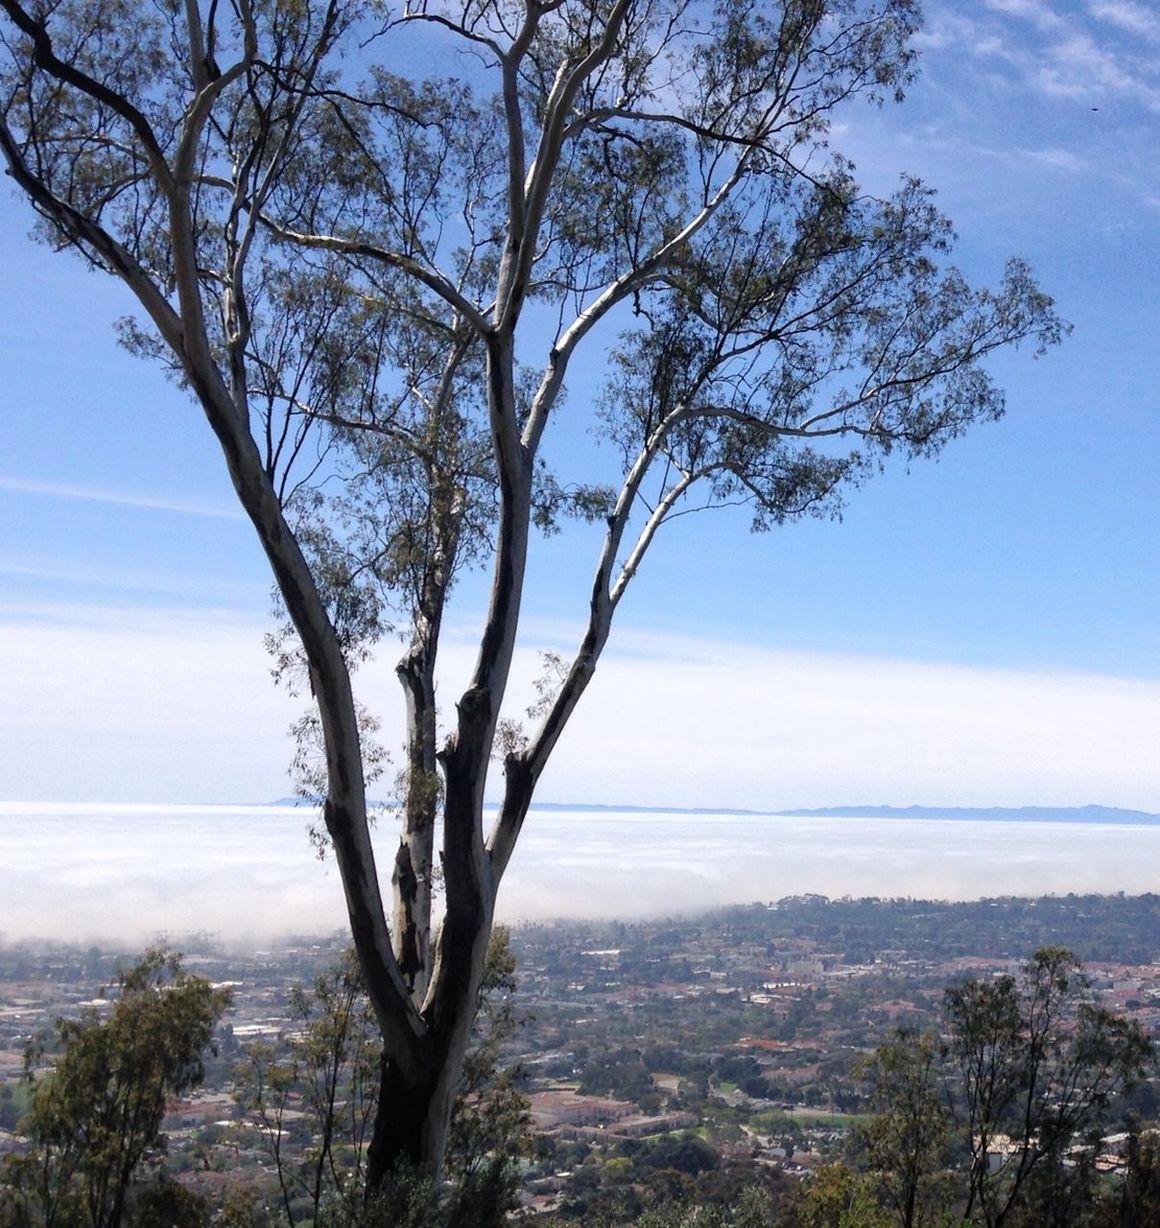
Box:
857;1030;953;1228
240;951;381;1225
0;951;230;1228
794;1162;894;1228
944;947;1152;1228
858;951;1152;1228
0;0;1063;1192
239;932;528;1226
859;949;1152;1228
1092;1126;1160;1228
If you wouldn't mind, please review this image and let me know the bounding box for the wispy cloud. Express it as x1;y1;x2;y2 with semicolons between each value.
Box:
516;630;1160;813
926;3;1160;108
983;0;1065;32
0;558;266;605
0;606;297;802
1033;31;1145;100
0;474;244;520
1021;145;1087;171
1089;0;1160;43
887;0;1160;219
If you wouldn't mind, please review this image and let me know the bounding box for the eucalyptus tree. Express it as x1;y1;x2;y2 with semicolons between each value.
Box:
238;933;528;1226
0;0;1062;1191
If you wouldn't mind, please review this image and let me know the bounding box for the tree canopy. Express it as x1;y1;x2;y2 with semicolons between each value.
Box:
0;0;1063;1189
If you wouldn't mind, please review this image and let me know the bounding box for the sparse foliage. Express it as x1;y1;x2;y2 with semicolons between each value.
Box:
944;947;1152;1227
238;950;380;1225
857;1030;953;1228
794;1162;894;1228
238;930;529;1227
860;949;1154;1228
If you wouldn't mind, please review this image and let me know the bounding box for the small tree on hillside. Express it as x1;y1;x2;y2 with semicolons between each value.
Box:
860;954;1153;1228
945;947;1152;1228
0;0;1063;1191
0;950;231;1228
857;1029;953;1228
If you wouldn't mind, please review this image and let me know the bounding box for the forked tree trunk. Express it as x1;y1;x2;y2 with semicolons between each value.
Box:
364;923;494;1191
367;780;497;1192
366;1047;455;1189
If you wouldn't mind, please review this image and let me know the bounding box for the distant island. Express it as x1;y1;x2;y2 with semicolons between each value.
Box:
524;802;1160;824
268;798;1160;825
771;803;1160;825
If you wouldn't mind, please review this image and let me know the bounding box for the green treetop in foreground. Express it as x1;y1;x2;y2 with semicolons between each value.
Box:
0;951;231;1228
854;948;1154;1228
0;0;1062;1194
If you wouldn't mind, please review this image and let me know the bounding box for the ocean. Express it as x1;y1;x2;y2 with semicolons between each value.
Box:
1;802;1157;945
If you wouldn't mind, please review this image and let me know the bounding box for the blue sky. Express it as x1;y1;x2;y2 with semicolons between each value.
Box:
1;0;1158;810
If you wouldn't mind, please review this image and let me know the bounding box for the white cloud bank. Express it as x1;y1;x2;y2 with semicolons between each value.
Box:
514;628;1160;812
1;605;1158;812
4;804;1159;944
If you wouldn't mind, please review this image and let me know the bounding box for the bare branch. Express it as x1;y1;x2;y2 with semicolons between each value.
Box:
262;219;493;337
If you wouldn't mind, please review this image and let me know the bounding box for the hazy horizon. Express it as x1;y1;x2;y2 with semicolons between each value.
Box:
4;802;1158;949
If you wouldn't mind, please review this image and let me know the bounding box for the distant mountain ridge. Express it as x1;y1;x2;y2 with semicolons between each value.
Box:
267;799;1160;823
771;803;1160;825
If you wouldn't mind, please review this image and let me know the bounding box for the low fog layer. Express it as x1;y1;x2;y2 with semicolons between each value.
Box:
3;804;1158;948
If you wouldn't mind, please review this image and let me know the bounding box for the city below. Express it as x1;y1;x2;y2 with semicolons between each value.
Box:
2;891;1158;1221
